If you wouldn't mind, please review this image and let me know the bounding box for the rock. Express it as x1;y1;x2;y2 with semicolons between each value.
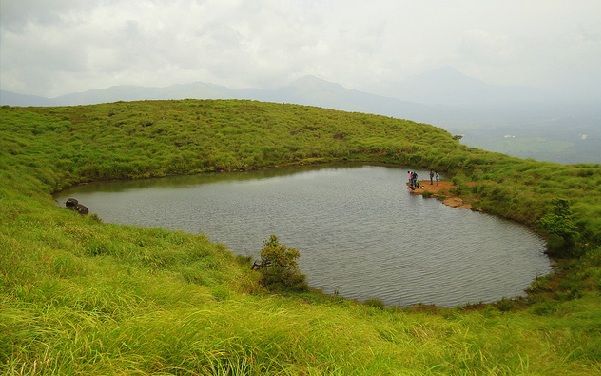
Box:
66;198;78;208
66;198;88;215
75;203;88;215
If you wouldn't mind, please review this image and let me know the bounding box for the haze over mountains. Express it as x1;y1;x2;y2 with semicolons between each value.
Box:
373;66;547;107
2;67;599;164
0;71;435;116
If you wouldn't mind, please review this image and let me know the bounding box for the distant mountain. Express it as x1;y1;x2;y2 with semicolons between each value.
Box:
0;89;52;107
376;66;545;107
0;70;549;117
251;75;436;121
0;76;439;123
42;82;236;106
0;69;553;125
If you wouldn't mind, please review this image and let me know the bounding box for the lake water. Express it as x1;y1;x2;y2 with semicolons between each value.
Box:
55;166;551;306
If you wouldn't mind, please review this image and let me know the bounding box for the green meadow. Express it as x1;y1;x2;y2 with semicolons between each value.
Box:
1;99;600;375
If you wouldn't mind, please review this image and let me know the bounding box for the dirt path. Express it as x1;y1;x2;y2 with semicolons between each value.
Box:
407;180;473;209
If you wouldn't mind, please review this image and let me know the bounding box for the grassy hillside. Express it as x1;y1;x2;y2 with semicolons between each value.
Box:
1;100;600;374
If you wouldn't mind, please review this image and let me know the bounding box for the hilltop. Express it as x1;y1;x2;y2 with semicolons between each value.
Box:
1;100;600;374
4;72;600;165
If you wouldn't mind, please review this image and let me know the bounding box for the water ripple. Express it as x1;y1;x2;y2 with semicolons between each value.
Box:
56;166;551;307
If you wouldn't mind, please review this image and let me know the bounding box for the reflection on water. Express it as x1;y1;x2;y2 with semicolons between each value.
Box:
56;165;551;306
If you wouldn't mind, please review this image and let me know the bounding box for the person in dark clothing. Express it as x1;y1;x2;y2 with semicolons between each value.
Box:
429;170;434;185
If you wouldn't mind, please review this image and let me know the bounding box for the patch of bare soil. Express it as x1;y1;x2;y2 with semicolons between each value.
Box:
408;180;473;210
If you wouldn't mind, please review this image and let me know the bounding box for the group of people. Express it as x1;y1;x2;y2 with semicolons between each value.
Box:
406;169;439;189
407;170;420;189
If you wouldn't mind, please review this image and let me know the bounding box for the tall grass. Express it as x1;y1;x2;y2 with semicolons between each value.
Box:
1;100;600;374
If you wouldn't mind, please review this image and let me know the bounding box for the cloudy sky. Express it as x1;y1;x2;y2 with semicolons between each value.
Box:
1;0;600;98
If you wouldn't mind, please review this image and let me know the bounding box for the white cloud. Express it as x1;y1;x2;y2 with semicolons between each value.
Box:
1;0;600;99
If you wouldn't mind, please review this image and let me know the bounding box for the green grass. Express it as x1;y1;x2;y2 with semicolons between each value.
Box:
1;99;600;374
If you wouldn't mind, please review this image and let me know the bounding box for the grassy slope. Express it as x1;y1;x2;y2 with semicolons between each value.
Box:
1;100;600;375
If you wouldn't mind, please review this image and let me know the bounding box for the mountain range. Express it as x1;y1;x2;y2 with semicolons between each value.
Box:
0;67;578;123
1;74;438;121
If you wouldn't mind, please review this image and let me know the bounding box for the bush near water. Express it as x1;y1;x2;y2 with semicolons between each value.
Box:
1;99;601;374
258;235;307;292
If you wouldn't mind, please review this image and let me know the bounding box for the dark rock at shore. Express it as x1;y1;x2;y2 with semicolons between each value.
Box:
66;198;78;208
66;198;88;215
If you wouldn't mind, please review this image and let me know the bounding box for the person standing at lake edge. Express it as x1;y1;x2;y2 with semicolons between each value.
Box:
407;170;413;188
429;170;434;185
435;171;440;186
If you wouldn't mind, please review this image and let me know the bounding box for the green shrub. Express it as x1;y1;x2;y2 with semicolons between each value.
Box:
258;235;307;291
539;198;578;257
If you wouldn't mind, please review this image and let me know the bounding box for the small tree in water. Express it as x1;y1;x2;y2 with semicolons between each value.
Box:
259;235;307;291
